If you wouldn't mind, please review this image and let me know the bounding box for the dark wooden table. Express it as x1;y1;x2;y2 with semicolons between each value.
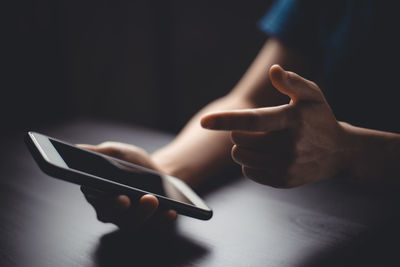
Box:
1;118;400;267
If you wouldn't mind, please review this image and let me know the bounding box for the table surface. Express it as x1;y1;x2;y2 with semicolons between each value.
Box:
1;118;400;267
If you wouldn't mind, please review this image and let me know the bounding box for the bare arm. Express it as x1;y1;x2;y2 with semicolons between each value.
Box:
342;123;400;184
152;38;307;187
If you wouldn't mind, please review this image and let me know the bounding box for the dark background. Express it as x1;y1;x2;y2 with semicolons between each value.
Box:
3;3;400;266
2;0;273;136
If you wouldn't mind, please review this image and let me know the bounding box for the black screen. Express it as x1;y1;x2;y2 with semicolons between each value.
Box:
50;139;193;205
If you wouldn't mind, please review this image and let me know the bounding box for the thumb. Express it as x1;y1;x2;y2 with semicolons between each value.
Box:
77;144;102;152
77;143;129;161
269;64;324;103
79;142;158;170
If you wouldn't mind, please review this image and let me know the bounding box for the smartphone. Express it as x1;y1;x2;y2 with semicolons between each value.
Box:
25;131;212;220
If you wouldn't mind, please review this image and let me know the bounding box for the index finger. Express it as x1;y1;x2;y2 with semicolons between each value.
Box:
201;104;293;132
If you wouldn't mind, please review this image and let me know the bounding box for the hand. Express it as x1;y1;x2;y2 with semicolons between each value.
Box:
201;65;349;188
78;142;177;231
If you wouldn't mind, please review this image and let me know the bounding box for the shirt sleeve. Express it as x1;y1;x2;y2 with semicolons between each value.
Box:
258;0;321;58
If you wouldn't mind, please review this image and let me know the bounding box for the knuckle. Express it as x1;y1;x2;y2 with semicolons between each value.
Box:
309;80;319;89
310;84;324;99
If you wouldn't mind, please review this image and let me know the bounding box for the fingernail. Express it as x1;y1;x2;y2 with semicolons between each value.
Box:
201;117;215;129
277;66;289;83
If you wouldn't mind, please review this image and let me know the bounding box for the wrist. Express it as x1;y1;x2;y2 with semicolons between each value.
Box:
151;151;175;175
337;121;365;179
151;150;193;184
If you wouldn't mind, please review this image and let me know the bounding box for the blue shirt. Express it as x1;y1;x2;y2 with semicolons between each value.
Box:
259;0;399;132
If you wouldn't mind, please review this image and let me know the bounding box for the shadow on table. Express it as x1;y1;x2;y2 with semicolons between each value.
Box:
93;225;208;267
301;214;400;267
92;165;242;266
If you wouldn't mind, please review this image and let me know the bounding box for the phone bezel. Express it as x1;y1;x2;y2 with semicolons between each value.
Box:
25;131;212;220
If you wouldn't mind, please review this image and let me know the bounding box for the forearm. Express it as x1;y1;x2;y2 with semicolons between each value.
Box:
152;95;247;187
341;122;400;184
152;38;307;187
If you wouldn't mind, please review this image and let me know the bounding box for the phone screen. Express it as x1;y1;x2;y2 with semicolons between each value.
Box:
50;139;193;205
